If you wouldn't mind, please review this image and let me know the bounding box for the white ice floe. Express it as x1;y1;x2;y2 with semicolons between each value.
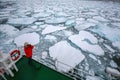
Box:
55;12;70;17
42;25;66;34
106;67;120;77
41;51;48;59
111;22;120;27
0;24;19;36
75;22;96;31
65;19;76;27
45;35;57;42
89;54;97;61
87;19;99;24
104;44;115;53
34;22;44;25
86;76;103;80
112;41;120;50
109;17;120;22
45;17;67;24
110;60;118;68
63;30;73;37
82;12;98;16
93;16;109;22
14;32;40;46
49;41;85;72
33;12;51;18
69;31;104;56
31;25;38;29
7;17;36;26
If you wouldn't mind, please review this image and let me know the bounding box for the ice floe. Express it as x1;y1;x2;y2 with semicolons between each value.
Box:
112;41;120;50
93;16;109;22
75;22;96;31
49;41;85;72
110;60;118;68
45;35;57;42
103;44;115;53
65;19;76;27
55;12;70;17
33;12;52;18
7;17;36;26
0;24;19;36
69;31;104;56
45;17;67;24
111;22;120;28
63;30;73;37
14;32;40;46
106;67;120;77
89;54;97;61
42;25;66;34
109;17;120;22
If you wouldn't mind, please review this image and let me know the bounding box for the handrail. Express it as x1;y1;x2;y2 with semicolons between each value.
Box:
37;53;105;80
18;47;108;80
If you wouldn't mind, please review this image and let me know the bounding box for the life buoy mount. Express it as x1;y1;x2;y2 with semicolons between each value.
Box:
10;49;20;61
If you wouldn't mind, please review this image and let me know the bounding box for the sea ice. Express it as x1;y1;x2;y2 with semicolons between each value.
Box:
14;32;40;46
49;41;85;72
69;31;104;56
42;25;66;34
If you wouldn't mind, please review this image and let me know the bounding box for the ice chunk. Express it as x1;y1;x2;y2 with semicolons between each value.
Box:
49;41;85;72
87;19;99;24
89;54;97;61
104;44;115;53
0;24;19;36
75;22;96;31
55;12;70;17
31;25;38;29
93;16;109;22
109;17;120;22
106;67;120;77
111;22;120;27
7;17;36;26
45;17;67;24
45;35;57;42
41;51;48;59
42;25;66;34
82;12;98;16
110;60;118;68
65;19;76;27
112;41;120;50
63;30;73;37
14;32;40;46
69;31;104;56
33;12;51;18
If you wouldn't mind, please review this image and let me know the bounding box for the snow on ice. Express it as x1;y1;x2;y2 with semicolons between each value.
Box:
69;31;104;56
14;32;40;46
49;41;85;72
42;25;66;34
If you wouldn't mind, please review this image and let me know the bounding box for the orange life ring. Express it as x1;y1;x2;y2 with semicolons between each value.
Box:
10;49;20;61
